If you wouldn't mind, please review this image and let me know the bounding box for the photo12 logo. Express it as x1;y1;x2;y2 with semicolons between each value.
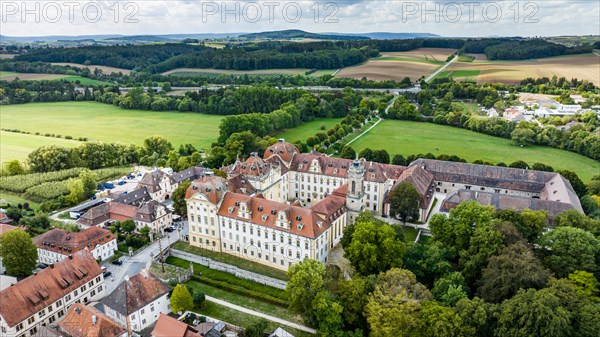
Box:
400;1;540;23
199;1;340;24
1;1;140;23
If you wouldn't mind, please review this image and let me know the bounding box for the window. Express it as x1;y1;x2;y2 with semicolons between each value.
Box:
27;316;35;325
142;319;146;325
91;290;96;297
98;286;103;292
38;309;45;318
141;309;145;314
151;306;155;312
74;290;78;296
58;310;64;318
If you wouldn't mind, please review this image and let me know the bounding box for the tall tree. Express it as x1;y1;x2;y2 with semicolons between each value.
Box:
495;288;572;337
432;272;469;306
537;226;599;277
388;182;421;224
172;180;191;216
415;301;471;337
286;259;325;326
344;220;405;275
170;284;194;313
0;230;38;276
478;242;550;303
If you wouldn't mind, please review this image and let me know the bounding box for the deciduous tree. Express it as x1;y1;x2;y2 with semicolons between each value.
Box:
388;182;421;224
345;220;405;275
170;284;194;313
286;259;325;326
0;230;38;276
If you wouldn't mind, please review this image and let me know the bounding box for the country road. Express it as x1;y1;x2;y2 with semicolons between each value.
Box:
424;55;458;82
345;94;399;146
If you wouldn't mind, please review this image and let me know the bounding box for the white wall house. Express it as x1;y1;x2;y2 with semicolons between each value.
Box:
33;227;117;264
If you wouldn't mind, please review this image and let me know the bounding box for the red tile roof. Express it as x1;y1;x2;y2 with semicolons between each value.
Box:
0;223;18;235
217;192;334;239
101;270;171;315
0;250;102;328
152;314;202;337
264;140;299;163
58;303;126;337
33;227;115;255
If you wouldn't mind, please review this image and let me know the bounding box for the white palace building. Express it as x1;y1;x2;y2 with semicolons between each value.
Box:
185;139;583;271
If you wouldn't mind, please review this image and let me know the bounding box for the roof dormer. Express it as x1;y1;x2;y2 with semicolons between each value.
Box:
276;210;290;229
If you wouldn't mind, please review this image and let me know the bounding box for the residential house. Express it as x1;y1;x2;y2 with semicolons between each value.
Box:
151;314;202;337
58;303;127;337
0;251;105;337
78;200;172;233
102;270;171;332
33;227;117;264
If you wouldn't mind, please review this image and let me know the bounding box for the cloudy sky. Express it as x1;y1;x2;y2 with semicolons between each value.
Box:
2;0;599;37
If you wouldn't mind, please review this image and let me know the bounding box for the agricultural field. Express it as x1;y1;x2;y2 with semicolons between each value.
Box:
51;62;132;75
349;120;599;182
0;71;112;85
336;48;455;81
0;71;67;81
0;102;225;158
0;131;80;163
443;53;600;84
163;68;336;77
276;118;342;143
0;54;17;59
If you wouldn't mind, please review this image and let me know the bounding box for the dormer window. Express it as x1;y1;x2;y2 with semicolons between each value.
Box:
297;222;304;230
316;221;323;228
262;214;268;221
228;206;235;213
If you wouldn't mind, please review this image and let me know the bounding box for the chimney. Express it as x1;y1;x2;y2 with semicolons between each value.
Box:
68;254;73;260
92;315;97;325
49;263;54;268
278;138;285;143
75;307;81;315
250;152;258;157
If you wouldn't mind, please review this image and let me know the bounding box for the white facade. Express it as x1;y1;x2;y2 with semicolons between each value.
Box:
37;239;117;264
0;275;105;337
104;293;170;332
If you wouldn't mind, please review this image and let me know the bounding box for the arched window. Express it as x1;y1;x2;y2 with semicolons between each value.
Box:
351;181;356;193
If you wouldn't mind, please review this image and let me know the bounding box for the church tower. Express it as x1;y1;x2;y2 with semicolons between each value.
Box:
346;157;366;223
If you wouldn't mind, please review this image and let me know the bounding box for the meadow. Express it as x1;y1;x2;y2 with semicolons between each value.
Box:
0;102;225;160
445;53;600;85
336;48;455;81
0;71;112;85
51;62;132;75
276;118;343;143
0;131;80;163
350;120;600;182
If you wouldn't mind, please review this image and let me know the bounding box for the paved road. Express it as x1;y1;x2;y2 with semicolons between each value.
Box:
424;55;458;82
205;295;317;334
104;221;188;294
345;94;399;146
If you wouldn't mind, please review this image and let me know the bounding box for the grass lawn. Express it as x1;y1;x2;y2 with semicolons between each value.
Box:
350;120;599;182
0;130;80;163
186;280;300;324
276;118;342;143
193;302;313;337
0;191;39;208
173;242;289;280
0;102;225;156
60;76;113;86
397;226;419;243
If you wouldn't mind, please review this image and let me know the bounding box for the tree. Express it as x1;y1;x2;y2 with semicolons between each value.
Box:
403;241;452;288
567;271;600;303
338;275;375;332
243;319;269;337
388;182;421;224
508;160;529;169
170;284;194;313
0;230;38;276
339;146;356;159
511;128;536;146
5;160;24;175
139;226;151;239
455;297;494;337
415;301;471;337
495;288;572;337
286;259;325;326
392;154;407;166
478;242;550;303
365;268;432;337
65;178;85;205
312;291;345;337
432;272;469;306
120;219;137;234
79;169;97;197
458;223;507;286
185;285;206;309
141;135;173;161
537;226;599;277
344;220;405;275
172;180;191;216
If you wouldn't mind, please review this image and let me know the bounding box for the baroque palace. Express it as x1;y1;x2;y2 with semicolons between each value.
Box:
185;139;583;271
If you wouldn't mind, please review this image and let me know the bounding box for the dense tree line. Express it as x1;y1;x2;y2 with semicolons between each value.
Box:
462;38;592;60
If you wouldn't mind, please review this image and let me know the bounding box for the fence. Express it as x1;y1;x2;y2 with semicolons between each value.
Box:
169;249;287;290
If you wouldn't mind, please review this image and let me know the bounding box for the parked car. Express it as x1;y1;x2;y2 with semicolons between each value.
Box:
111;259;123;266
101;266;107;272
103;271;112;278
38;263;48;269
164;227;174;233
117;180;125;186
103;182;115;189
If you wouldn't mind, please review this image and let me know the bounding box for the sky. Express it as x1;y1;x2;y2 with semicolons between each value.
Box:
1;0;599;37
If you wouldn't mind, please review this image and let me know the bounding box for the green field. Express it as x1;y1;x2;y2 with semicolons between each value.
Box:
0;102;225;161
373;56;444;65
0;191;39;208
0;131;80;163
60;76;113;86
350;120;600;182
437;69;481;82
0;71;111;85
276;118;342;143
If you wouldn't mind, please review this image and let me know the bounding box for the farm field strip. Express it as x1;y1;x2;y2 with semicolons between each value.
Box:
163;68;335;77
0;130;80;163
349;120;599;182
50;62;132;75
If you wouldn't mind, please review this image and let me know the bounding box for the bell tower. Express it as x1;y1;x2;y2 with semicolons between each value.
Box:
346;157;365;223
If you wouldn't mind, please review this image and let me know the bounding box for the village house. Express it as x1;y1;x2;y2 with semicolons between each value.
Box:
0;251;106;337
57;303;127;337
102;270;171;333
33;227;117;264
77;200;172;233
